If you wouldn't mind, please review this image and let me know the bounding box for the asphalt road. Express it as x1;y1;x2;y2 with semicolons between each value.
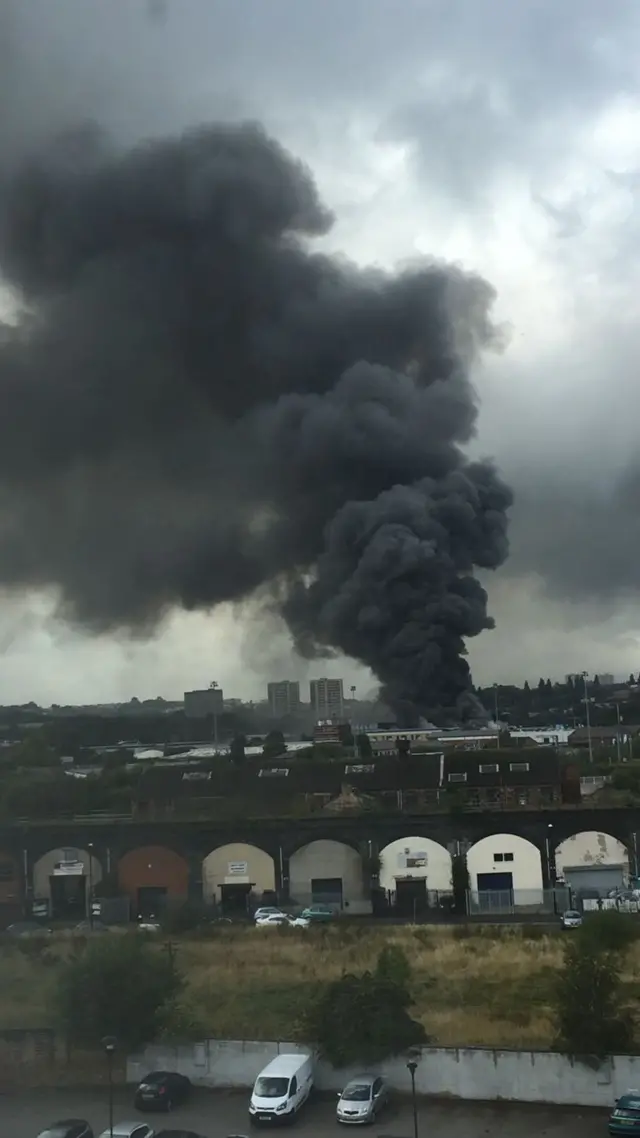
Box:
0;1086;609;1138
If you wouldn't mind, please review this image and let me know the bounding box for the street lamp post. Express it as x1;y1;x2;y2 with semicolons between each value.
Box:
209;680;219;748
493;684;500;748
578;671;593;764
406;1060;419;1138
87;842;94;930
102;1035;117;1138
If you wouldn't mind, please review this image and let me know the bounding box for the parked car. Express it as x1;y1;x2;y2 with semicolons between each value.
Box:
560;910;583;930
254;907;285;921
609;1090;640;1134
98;1123;155;1138
135;1070;191;1112
37;1122;93;1138
299;906;334;923
255;913;309;929
7;921;52;939
336;1075;389;1124
73;919;109;934
155;1131;208;1138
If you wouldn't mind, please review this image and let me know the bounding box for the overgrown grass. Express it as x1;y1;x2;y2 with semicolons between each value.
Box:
0;922;632;1048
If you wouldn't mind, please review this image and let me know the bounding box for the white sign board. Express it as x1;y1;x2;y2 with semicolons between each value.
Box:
227;861;248;876
53;860;84;876
397;849;428;870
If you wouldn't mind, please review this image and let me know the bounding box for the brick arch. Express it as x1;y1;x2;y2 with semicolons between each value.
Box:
554;830;631;883
117;844;189;913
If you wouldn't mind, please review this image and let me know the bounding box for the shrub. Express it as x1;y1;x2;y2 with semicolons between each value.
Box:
578;910;640;955
552;938;634;1058
301;945;426;1067
55;932;183;1051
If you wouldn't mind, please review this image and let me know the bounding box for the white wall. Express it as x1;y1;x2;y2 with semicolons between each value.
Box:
289;839;365;911
202;843;275;903
127;1040;636;1107
379;836;452;893
555;831;629;878
467;834;543;894
32;847;103;901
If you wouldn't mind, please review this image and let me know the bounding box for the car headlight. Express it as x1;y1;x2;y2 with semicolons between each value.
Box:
277;1102;288;1111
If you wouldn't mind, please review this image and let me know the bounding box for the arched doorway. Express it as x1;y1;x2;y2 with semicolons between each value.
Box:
117;845;189;919
555;831;630;900
379;837;452;917
467;834;544;914
202;843;276;914
32;847;103;921
289;839;367;913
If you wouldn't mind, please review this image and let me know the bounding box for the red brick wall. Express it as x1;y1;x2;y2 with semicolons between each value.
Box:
117;845;189;903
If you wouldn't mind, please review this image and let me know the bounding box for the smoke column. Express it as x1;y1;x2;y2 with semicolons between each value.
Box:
0;121;512;721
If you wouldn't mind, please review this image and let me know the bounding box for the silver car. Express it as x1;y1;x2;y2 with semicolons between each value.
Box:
97;1123;155;1138
337;1075;389;1124
561;909;583;929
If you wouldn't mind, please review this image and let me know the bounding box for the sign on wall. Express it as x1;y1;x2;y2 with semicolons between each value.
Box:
53;860;84;876
397;849;428;870
227;861;249;876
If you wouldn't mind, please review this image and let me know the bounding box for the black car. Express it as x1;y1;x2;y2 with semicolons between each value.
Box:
37;1121;94;1138
156;1131;208;1138
134;1070;191;1111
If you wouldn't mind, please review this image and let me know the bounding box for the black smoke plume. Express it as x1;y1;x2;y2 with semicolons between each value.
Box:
0;121;512;722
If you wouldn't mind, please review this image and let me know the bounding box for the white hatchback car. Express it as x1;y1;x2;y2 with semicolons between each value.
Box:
337;1075;389;1124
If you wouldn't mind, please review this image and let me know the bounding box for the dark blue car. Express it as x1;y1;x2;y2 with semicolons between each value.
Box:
609;1092;640;1134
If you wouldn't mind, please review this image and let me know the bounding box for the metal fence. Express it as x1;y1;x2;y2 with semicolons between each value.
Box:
466;887;570;916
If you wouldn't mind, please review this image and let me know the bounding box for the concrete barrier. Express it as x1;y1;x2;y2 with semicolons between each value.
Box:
126;1039;638;1107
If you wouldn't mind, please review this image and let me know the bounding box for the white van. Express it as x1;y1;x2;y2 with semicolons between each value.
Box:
249;1052;314;1125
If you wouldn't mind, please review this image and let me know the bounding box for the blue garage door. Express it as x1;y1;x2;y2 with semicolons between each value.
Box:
477;872;513;892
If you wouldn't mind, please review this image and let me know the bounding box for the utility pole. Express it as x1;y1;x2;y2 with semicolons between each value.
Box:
578;671;593;764
493;684;500;749
616;702;622;765
209;680;219;748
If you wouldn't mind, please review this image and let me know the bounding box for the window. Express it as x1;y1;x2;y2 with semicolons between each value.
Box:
448;772;467;783
509;762;530;772
290;1076;297;1096
504;853;514;862
344;763;375;774
493;853;504;863
258;767;290;777
479;763;499;774
494;852;514;864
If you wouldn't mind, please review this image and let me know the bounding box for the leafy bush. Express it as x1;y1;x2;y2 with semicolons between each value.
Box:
552;938;634;1058
55;932;183;1050
301;946;427;1067
578;910;640;954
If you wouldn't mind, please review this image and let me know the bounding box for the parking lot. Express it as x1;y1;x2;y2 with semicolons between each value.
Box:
0;1085;609;1138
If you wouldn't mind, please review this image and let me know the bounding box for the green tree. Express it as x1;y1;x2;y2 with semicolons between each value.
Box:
451;852;470;915
56;933;183;1051
577;910;640;955
263;730;286;759
230;734;246;764
375;944;412;989
302;948;426;1067
553;937;634;1058
356;733;373;759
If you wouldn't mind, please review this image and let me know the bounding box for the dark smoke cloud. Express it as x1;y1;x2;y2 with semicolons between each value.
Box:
0;121;512;720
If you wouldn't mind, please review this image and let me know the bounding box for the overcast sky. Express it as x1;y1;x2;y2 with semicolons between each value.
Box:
1;0;640;705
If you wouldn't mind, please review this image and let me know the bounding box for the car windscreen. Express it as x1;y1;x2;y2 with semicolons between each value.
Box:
342;1084;372;1101
564;912;581;919
255;1076;290;1098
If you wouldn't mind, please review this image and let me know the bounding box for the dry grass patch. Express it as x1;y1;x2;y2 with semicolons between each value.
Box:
3;922;638;1050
